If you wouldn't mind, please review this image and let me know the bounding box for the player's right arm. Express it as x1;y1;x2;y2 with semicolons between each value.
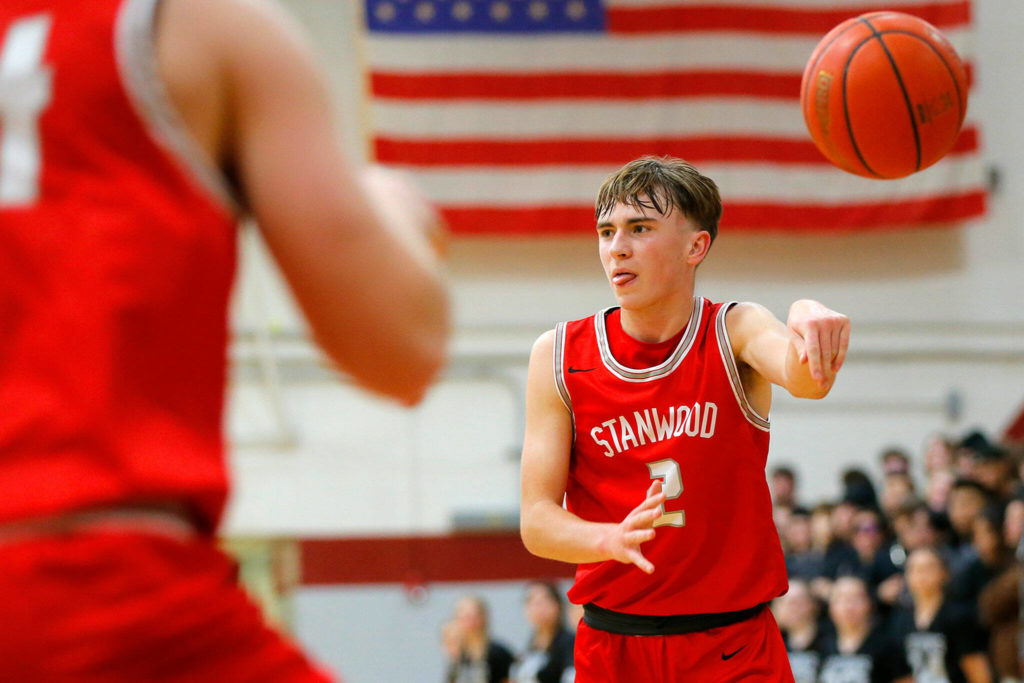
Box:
159;0;449;406
520;330;665;574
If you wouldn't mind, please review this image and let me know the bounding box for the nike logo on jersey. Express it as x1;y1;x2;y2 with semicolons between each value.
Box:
721;646;745;661
568;366;595;373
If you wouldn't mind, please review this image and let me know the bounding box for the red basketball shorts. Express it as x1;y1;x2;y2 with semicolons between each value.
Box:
574;605;794;682
0;530;334;682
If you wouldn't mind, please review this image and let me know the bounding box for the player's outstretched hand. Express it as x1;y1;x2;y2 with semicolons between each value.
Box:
603;480;665;574
787;299;850;388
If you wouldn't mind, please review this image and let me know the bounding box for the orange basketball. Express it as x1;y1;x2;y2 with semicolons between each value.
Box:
800;12;968;179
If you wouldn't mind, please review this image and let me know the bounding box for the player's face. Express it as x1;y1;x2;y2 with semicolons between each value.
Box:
596;199;707;313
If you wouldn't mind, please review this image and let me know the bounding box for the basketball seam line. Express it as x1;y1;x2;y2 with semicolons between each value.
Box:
879;28;967;132
860;16;923;173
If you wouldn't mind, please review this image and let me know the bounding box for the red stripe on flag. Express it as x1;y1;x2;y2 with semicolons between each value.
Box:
723;191;986;230
370;64;974;102
440;191;985;235
371;70;801;101
607;1;971;35
375;127;978;167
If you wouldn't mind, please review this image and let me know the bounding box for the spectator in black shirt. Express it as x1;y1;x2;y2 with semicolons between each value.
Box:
880;447;912;477
969;442;1015;501
947;479;993;575
880;472;916;523
817;576;911;683
889;548;991;683
922;433;955;481
822;498;861;584
512;582;574;683
926;468;956;517
771;465;799;510
786;507;826;581
879;499;946;611
956;430;1012;499
776;579;827;683
448;595;514;683
950;503;1012;615
847;509;900;595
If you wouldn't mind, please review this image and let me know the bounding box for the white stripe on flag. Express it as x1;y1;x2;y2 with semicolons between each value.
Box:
398;156;986;205
367;29;971;72
372;100;808;138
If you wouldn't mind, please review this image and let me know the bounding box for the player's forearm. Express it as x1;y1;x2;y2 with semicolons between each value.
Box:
782;341;832;399
318;275;449;405
264;217;450;405
521;499;616;565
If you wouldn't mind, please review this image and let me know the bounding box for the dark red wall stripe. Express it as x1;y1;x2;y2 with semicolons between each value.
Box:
300;532;575;586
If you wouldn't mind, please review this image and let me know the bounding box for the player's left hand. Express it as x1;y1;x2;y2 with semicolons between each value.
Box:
787;299;850;388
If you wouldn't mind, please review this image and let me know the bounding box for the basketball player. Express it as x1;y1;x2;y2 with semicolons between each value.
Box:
520;157;850;681
0;0;447;679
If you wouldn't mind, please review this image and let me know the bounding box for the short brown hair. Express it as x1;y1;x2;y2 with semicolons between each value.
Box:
595;156;722;243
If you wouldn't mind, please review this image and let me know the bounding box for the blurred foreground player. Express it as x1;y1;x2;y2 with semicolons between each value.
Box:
0;0;449;679
520;157;850;681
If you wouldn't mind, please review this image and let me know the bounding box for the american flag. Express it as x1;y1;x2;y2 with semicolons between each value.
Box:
363;0;985;235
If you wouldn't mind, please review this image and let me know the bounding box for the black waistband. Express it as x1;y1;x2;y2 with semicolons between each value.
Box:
582;602;766;636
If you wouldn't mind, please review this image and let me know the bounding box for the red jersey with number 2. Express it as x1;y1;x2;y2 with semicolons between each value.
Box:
0;0;237;529
554;297;787;616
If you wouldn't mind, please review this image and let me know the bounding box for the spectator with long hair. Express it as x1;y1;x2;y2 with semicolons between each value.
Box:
948;480;994;574
888;548;991;683
448;596;514;683
951;504;1013;615
817;576;910;682
923;433;956;480
774;579;826;683
512;582;575;683
786;508;826;581
834;508;901;608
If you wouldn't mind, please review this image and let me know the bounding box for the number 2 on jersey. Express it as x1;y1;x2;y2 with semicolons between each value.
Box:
646;458;685;527
0;14;52;206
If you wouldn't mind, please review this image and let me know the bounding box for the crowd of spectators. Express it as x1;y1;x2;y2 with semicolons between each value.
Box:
441;429;1022;682
772;429;1024;682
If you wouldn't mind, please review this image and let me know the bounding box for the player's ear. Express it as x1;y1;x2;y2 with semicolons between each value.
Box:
686;230;712;266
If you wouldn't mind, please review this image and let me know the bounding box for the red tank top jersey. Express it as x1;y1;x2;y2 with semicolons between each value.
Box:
0;0;237;529
554;297;788;616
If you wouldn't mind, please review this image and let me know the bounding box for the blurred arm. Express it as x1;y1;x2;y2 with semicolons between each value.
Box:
162;0;450;405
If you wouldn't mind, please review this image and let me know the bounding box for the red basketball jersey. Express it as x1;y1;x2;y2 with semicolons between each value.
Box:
0;0;237;529
555;298;787;615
